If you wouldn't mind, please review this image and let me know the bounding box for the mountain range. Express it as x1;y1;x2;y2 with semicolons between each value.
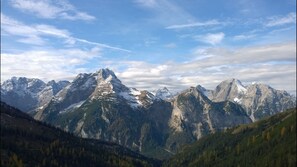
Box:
1;68;295;158
1;77;69;113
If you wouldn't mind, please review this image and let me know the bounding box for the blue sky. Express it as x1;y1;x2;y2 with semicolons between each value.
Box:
1;0;296;94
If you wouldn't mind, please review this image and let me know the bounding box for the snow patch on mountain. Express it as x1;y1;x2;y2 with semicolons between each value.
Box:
234;97;242;103
130;88;141;96
101;106;111;124
119;88;142;108
59;100;86;114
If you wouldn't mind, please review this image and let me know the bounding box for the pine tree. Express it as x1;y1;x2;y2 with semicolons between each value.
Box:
266;132;271;141
281;127;286;137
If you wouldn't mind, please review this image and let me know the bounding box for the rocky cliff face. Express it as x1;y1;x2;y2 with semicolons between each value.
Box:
166;86;251;152
209;79;296;121
211;78;247;102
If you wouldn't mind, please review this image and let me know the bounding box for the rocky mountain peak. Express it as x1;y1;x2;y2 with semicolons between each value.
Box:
212;78;247;102
155;87;173;100
96;68;118;81
92;68;127;94
222;78;246;91
195;85;213;99
46;80;57;86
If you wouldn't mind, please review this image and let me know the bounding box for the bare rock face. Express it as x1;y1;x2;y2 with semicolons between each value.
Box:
209;79;296;121
240;84;296;121
211;78;247;102
166;86;251;152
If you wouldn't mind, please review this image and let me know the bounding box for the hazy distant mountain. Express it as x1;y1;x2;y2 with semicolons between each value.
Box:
1;69;295;159
0;77;69;113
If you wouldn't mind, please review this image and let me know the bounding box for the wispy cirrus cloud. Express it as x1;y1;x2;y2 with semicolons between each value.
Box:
166;20;221;29
135;0;195;26
1;13;71;45
1;14;131;52
74;38;132;52
233;34;256;41
9;0;95;21
266;12;296;27
195;32;225;45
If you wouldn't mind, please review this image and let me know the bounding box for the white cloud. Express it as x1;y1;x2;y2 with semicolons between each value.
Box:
266;12;296;27
114;42;296;95
233;34;256;41
195;32;225;45
17;36;46;45
9;0;95;21
1;14;131;52
1;13;70;45
35;24;70;38
166;20;221;29
1;42;295;95
1;47;101;81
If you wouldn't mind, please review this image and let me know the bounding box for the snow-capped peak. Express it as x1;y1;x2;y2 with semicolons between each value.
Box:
155;87;173;100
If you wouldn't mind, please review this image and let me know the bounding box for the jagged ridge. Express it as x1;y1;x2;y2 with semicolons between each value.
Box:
1;69;295;159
